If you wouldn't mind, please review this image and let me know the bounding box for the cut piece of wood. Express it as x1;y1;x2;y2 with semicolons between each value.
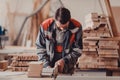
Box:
27;61;43;78
104;0;118;37
0;60;8;71
98;58;118;68
112;7;120;36
98;49;119;58
99;45;119;49
84;37;120;41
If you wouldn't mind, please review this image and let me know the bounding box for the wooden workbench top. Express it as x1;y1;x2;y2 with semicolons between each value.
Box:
0;72;53;80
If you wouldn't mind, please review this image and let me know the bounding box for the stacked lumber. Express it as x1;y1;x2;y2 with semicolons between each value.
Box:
80;37;119;69
78;54;98;69
27;61;43;78
78;12;119;69
98;40;119;68
83;13;111;38
83;40;98;50
98;58;118;68
0;60;8;71
10;53;38;71
78;39;99;69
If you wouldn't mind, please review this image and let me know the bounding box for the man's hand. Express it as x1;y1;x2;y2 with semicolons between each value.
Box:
55;59;64;73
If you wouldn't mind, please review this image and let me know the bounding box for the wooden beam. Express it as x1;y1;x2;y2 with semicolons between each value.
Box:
104;0;118;37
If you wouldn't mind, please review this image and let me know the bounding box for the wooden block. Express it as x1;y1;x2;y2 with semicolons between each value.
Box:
27;61;43;78
0;60;8;71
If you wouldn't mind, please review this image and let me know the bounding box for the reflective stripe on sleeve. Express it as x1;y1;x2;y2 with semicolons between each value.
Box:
73;48;82;54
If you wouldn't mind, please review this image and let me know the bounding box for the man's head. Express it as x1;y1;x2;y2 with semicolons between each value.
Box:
55;7;71;30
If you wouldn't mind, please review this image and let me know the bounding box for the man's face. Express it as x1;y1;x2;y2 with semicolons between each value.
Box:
55;21;69;30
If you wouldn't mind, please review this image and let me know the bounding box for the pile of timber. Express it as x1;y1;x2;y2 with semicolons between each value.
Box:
83;13;111;38
98;39;119;68
78;39;98;69
10;53;38;71
78;37;119;69
78;13;119;69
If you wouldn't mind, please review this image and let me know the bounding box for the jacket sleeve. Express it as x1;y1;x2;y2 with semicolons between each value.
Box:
63;26;83;73
36;26;50;67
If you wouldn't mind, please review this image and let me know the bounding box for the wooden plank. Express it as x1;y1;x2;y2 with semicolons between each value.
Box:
98;49;119;58
0;60;8;71
112;7;120;36
84;37;120;41
104;0;118;37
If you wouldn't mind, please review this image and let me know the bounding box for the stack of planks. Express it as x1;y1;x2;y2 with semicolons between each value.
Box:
78;39;98;69
83;13;111;38
98;39;119;68
10;53;38;71
78;37;119;69
78;13;119;69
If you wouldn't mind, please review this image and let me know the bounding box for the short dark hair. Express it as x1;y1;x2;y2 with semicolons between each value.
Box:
55;7;71;24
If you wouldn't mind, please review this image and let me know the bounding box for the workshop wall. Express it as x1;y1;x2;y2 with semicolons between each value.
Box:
0;0;120;46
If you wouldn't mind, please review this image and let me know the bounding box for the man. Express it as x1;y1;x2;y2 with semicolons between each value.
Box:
36;7;83;74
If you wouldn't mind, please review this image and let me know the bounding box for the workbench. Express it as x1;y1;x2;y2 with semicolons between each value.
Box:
0;72;53;80
56;69;120;80
0;69;120;80
0;69;106;80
